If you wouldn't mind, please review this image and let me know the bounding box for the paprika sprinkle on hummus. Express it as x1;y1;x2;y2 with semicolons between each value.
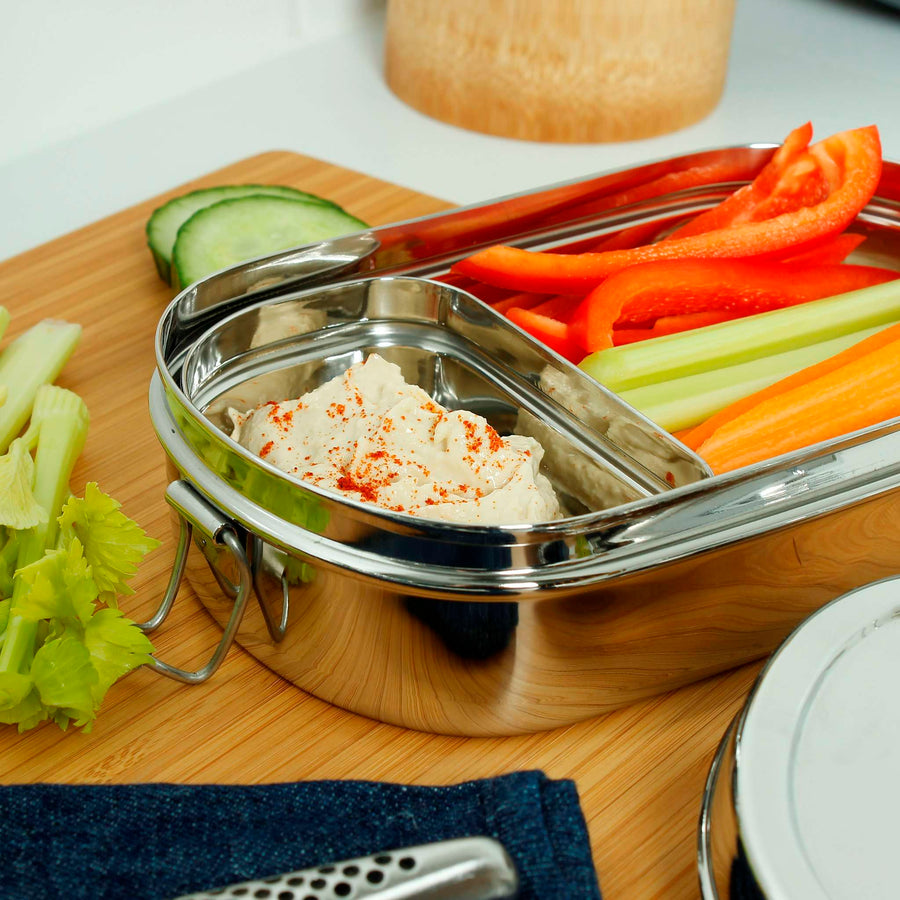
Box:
228;354;560;525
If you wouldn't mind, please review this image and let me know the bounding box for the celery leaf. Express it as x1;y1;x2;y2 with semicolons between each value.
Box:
83;607;154;703
31;635;98;724
0;439;46;530
0;671;33;709
0;680;47;731
58;482;161;606
12;539;97;625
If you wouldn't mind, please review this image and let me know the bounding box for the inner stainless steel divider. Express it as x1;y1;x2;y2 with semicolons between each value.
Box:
178;277;710;504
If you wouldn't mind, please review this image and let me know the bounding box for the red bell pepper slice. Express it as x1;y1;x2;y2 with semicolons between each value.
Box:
571;257;899;353
490;291;548;314
438;276;517;304
650;309;739;335
528;294;579;319
452;125;882;295
774;232;865;266
561;220;668;254
505;307;583;362
612;311;739;346
666;122;825;239
611;327;652;346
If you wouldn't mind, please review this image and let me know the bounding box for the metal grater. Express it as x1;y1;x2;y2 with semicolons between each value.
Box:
171;836;519;900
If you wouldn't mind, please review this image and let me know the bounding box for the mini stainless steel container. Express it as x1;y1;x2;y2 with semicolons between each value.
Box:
148;144;900;736
698;576;900;900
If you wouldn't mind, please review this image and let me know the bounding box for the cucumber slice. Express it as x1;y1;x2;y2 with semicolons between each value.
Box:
146;184;343;284
171;195;369;288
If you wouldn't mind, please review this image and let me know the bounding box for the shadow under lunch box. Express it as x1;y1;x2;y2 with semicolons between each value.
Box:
148;142;900;736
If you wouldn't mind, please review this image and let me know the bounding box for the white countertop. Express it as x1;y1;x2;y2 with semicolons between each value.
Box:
2;0;898;263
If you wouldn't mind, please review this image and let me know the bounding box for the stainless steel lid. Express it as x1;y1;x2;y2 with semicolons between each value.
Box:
700;577;900;899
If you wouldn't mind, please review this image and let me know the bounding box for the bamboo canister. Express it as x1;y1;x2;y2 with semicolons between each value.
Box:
384;0;736;143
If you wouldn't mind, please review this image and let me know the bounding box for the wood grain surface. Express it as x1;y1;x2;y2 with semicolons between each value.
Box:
384;0;735;143
0;150;761;899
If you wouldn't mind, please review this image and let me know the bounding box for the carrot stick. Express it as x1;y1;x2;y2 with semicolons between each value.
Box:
682;320;900;450
696;328;900;472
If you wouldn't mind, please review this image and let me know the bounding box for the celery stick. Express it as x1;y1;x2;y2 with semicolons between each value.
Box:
619;324;891;432
0;532;18;599
0;307;9;342
0;320;81;453
581;280;900;392
0;387;89;677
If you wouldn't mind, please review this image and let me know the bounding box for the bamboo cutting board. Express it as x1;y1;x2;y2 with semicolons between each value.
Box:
0;151;760;900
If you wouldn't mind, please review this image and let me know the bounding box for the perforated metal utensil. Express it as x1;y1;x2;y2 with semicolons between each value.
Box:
171;836;519;900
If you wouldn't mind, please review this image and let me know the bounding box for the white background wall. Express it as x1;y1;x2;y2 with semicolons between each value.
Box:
1;0;383;167
2;0;898;261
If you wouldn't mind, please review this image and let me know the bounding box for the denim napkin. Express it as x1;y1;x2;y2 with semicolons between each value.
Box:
0;769;601;900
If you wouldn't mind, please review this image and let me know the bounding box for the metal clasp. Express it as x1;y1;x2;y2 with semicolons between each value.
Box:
137;480;251;684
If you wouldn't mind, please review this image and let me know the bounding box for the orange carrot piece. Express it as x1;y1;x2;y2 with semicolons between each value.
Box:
696;327;900;473
683;321;900;451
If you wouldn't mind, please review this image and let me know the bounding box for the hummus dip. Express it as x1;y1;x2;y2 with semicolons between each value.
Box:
228;354;560;525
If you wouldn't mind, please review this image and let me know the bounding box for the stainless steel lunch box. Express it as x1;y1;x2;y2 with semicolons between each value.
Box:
147;143;900;736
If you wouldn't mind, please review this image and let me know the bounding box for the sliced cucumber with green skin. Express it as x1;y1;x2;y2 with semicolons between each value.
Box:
171;195;369;289
146;184;344;284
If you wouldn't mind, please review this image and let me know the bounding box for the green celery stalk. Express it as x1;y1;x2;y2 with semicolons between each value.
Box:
0;320;81;453
0;386;89;678
581;279;900;392
619;324;890;432
0;531;18;599
0;307;9;342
